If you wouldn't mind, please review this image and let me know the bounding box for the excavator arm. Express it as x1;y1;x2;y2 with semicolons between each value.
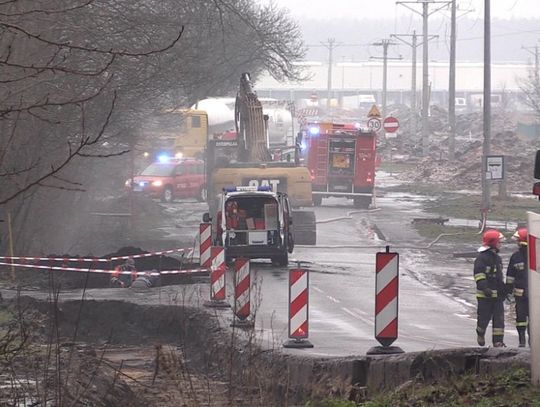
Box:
235;73;272;162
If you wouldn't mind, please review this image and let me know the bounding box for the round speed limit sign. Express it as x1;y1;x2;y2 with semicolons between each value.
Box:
367;117;382;132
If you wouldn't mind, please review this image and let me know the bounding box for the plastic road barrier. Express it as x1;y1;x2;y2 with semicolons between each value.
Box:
199;223;212;267
527;212;540;385
283;268;313;348
367;246;404;355
204;247;230;308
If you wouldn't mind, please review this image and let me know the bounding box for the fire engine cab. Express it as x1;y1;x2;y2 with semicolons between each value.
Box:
299;122;377;208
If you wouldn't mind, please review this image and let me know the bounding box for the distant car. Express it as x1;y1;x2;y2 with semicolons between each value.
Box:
127;157;206;203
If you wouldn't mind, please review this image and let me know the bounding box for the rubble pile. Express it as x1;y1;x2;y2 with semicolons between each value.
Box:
380;104;539;192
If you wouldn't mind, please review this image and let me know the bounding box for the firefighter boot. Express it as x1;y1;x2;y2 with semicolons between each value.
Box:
518;329;526;348
477;334;485;346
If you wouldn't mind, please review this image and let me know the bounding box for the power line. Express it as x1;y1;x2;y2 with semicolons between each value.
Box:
396;0;452;157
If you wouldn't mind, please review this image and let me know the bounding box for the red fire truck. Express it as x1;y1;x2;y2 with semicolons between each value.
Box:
300;122;377;208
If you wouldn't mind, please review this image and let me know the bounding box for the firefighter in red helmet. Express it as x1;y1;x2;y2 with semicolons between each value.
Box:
506;228;530;347
474;229;506;347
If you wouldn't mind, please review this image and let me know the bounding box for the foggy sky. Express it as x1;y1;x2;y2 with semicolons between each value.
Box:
264;0;540;20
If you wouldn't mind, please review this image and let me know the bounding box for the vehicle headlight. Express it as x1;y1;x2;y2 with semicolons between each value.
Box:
125;179;131;187
152;180;163;187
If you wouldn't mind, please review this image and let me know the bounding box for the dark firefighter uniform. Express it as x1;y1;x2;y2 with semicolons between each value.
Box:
474;247;505;346
506;244;529;347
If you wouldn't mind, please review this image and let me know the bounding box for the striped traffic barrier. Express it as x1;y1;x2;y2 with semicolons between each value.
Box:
200;223;212;267
283;268;313;348
367;246;404;355
231;258;253;327
204;247;230;308
527;214;540;385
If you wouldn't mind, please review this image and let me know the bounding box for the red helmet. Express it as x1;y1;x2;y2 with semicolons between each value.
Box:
482;229;504;247
512;228;528;246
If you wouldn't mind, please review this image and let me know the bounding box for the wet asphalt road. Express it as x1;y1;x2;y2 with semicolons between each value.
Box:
3;172;520;355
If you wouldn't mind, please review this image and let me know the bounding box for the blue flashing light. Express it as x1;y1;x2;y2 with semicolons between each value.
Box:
309;126;320;136
300;140;307;151
257;186;272;191
157;153;170;163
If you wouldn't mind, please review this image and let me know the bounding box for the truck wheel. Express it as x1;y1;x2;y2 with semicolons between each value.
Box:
292;211;317;245
313;195;323;206
198;186;207;202
353;196;371;209
271;252;288;267
162;186;174;203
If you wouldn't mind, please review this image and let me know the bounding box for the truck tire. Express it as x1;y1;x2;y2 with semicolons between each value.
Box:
197;186;207;202
292;210;317;246
271;252;288;267
353;196;371;209
162;186;174;203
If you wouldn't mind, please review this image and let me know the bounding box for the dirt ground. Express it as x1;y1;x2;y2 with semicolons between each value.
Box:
0;296;272;407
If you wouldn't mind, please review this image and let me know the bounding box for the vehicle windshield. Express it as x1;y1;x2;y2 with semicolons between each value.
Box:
140;163;175;177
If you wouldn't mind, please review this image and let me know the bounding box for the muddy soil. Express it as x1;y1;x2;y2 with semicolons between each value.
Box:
0;296;272;406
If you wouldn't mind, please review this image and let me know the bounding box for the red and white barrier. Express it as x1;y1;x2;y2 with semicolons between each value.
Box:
0;247;192;264
527;213;540;385
210;247;226;301
0;261;208;276
200;223;212;267
283;268;313;348
368;246;403;354
204;247;230;308
234;258;251;320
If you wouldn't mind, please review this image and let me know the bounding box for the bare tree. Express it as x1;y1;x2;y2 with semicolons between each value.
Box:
0;0;305;254
518;68;540;118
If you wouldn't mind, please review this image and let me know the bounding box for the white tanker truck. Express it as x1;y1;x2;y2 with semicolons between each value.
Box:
174;97;294;157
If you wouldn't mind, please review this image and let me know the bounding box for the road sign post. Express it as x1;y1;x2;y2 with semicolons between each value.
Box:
367;246;404;355
527;212;540;385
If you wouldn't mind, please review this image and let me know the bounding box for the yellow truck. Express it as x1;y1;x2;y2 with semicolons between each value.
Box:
173;109;209;158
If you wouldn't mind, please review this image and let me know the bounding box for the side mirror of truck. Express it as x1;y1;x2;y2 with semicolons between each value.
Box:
202;213;211;223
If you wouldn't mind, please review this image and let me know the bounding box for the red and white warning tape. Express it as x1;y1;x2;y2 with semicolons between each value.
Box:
0;261;208;276
0;247;194;264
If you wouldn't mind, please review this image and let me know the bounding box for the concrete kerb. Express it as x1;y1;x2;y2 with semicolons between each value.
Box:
3;292;532;405
203;300;531;404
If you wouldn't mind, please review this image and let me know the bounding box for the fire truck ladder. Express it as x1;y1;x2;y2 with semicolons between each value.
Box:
316;137;328;179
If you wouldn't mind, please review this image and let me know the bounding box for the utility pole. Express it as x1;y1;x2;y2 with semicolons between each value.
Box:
370;39;402;121
482;0;491;213
391;31;437;149
448;1;474;161
523;44;540;83
397;0;451;157
448;0;457;161
321;38;338;107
